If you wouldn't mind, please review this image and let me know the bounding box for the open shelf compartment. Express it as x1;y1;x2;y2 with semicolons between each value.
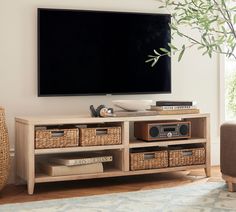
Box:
35;149;125;182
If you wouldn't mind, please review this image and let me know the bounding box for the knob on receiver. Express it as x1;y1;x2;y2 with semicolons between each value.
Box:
149;126;159;137
179;124;189;135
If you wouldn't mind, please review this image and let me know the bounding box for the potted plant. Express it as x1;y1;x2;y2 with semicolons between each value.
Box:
146;0;236;66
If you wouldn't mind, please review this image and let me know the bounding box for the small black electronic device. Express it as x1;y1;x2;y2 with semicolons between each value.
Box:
89;105;98;117
134;121;191;141
89;105;115;117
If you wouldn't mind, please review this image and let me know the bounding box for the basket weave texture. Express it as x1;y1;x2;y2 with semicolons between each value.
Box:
0;107;10;191
35;128;79;149
130;150;168;171
80;127;121;146
169;147;205;167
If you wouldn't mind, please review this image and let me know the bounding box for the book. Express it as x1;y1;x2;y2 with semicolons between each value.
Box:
50;155;113;166
114;110;159;117
156;101;197;106
151;105;197;110
148;108;200;115
38;162;104;176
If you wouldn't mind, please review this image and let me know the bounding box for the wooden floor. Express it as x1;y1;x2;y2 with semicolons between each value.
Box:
0;166;222;205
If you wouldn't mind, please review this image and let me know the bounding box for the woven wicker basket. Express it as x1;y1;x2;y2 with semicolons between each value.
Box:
35;128;79;149
130;150;168;171
0;107;10;191
80;126;121;146
169;147;205;167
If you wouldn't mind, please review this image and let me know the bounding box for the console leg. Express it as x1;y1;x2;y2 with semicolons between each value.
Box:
27;181;35;195
204;167;211;177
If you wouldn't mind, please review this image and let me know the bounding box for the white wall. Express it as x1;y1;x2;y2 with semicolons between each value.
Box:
0;0;220;182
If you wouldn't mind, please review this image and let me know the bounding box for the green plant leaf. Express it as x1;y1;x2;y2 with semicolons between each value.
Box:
153;49;160;55
168;43;178;50
145;58;155;63
160;48;169;53
234;14;236;24
151;57;160;67
178;45;185;61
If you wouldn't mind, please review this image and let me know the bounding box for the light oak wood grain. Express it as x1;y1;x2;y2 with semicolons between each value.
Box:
15;113;210;194
15;113;210;125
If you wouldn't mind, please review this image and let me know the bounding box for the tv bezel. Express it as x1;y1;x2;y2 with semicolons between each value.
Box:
37;8;171;96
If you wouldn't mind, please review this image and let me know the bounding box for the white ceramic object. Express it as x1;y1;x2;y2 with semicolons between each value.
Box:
112;100;153;111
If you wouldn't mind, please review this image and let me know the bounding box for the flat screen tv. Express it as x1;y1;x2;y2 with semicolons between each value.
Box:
38;8;171;96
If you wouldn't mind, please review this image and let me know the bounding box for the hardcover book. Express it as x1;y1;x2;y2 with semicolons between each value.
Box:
148;108;200;115
114;110;159;117
151;105;197;110
156;101;197;106
50;155;113;166
38;162;104;176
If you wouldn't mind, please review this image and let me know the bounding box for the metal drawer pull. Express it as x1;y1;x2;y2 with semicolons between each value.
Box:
96;129;108;135
182;150;193;156
51;131;64;137
144;153;155;160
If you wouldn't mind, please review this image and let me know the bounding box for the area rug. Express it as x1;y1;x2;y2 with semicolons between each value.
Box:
1;182;236;212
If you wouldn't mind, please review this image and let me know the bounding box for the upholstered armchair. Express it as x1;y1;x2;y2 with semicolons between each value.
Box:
221;121;236;191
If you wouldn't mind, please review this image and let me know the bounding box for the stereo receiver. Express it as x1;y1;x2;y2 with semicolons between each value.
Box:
134;121;191;141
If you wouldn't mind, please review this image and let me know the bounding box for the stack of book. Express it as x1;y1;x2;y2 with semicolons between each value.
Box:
38;155;113;176
149;101;199;115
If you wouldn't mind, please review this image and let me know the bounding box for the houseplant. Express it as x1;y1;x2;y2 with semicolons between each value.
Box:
146;0;236;66
146;0;236;114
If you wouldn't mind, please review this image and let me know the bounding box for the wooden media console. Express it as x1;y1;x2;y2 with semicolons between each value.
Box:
15;113;211;194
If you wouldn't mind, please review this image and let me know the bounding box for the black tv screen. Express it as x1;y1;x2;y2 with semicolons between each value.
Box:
38;8;171;96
